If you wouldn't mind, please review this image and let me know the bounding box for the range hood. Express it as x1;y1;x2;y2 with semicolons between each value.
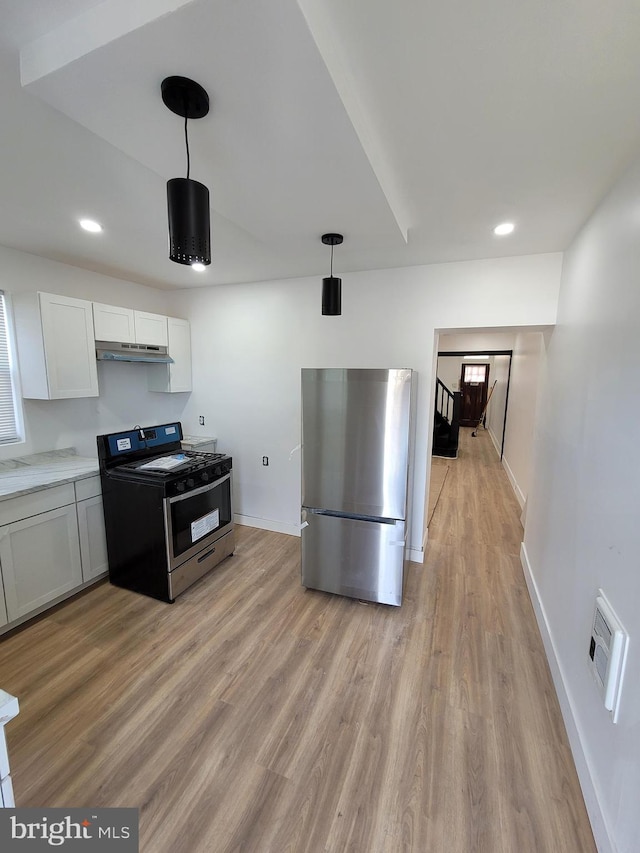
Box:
96;341;174;363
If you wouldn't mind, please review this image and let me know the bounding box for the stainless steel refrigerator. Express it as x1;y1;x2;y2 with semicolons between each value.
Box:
301;368;413;606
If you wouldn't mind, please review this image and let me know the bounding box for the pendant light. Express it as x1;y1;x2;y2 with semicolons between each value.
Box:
321;233;343;315
162;76;211;267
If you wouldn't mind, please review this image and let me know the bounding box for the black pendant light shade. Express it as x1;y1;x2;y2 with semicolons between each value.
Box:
321;233;343;316
167;178;210;265
322;276;341;315
162;76;211;267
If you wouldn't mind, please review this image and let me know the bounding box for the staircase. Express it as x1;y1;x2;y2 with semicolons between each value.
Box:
433;378;461;458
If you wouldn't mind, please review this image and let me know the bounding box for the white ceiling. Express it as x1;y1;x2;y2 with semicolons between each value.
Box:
1;0;640;290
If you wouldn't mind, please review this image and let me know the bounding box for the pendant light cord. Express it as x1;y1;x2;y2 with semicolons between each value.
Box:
330;243;334;277
184;112;191;180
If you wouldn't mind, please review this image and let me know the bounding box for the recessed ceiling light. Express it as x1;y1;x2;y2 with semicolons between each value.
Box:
191;262;206;272
79;218;103;233
493;222;515;236
464;354;490;359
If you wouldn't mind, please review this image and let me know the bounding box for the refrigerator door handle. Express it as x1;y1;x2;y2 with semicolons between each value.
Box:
305;507;397;525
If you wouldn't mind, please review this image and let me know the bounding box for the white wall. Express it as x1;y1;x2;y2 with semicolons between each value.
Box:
485;354;509;452
523;154;640;853
438;331;516;352
167;252;562;557
435;354;469;393
0;245;188;459
501;331;547;510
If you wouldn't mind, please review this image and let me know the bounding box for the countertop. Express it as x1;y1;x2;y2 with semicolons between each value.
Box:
0;689;19;725
0;449;99;501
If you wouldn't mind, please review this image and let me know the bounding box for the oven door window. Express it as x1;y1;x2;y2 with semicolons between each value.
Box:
168;477;232;560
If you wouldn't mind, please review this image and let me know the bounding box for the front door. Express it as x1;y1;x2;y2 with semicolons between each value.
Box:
459;363;489;427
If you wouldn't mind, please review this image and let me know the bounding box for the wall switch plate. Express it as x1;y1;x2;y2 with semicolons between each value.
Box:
589;590;629;723
199;416;205;426
262;456;269;466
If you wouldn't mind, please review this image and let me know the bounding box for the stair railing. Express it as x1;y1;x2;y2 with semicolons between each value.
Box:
435;377;454;422
434;378;461;455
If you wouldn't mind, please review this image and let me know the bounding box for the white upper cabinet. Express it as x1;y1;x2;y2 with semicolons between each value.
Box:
13;292;99;399
93;303;135;342
93;304;168;346
134;311;168;346
148;317;192;393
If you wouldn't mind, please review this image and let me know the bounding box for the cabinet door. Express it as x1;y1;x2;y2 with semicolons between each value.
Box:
148;317;192;393
0;504;83;622
39;293;99;398
134;311;168;346
77;496;109;581
93;303;135;342
0;570;7;628
167;317;192;391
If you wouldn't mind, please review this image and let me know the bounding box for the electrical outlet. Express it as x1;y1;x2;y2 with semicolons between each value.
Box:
199;415;205;426
262;456;269;466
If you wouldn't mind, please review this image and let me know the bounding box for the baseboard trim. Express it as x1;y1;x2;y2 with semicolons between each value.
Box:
407;546;424;564
502;455;526;509
520;542;614;853
487;425;501;457
234;514;299;537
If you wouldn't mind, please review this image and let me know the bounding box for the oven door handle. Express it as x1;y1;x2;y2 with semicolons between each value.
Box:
166;472;231;504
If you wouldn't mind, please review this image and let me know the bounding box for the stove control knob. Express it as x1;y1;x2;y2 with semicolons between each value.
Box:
201;471;210;482
176;481;186;493
215;465;222;476
186;478;195;489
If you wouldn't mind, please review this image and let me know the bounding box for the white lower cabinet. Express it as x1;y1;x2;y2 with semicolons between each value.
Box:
75;475;108;582
0;476;108;631
0;503;83;622
0;690;19;808
76;495;108;581
0;571;7;628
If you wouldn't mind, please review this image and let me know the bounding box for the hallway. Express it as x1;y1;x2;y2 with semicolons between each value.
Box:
423;425;595;851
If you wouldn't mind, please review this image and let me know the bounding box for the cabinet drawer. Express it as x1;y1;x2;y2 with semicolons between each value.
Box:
0;483;75;527
75;475;102;502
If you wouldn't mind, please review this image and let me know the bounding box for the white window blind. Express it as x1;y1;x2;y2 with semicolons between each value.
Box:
0;292;21;444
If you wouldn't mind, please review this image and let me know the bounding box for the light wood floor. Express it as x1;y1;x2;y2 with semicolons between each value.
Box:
0;428;595;852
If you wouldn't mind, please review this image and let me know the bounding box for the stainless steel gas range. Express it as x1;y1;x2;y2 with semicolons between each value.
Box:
97;422;235;602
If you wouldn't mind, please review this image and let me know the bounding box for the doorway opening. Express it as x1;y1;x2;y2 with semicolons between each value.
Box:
459;361;491;427
435;349;513;459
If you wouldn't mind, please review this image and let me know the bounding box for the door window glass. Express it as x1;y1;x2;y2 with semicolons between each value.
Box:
463;364;487;384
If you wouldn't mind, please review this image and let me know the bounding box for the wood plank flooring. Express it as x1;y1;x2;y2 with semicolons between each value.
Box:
0;427;595;852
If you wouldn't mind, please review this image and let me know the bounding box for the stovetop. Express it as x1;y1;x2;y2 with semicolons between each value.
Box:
97;423;232;495
117;450;226;477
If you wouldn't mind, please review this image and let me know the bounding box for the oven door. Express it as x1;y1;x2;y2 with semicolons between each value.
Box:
164;473;233;571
